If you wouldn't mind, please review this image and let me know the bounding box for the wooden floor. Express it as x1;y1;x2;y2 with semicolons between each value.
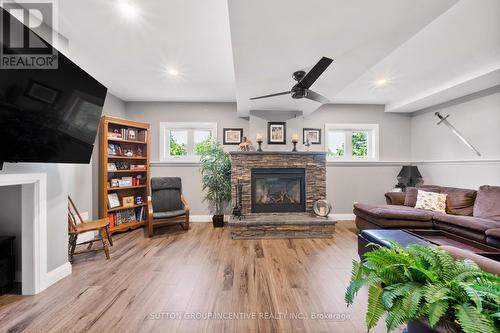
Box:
0;221;403;333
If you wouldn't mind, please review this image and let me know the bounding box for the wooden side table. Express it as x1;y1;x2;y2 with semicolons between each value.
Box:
0;236;16;295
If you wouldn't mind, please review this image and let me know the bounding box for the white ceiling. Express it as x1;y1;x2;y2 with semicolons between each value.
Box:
58;0;236;102
55;0;500;114
228;0;457;116
334;0;500;112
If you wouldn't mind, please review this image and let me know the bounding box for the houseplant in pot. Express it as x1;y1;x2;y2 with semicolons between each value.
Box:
345;242;499;333
199;140;231;227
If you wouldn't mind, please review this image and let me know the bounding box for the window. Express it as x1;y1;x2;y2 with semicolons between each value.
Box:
160;122;217;161
325;124;379;161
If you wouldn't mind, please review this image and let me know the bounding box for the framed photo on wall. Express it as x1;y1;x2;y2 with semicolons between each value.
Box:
303;128;321;144
268;122;286;144
223;128;243;145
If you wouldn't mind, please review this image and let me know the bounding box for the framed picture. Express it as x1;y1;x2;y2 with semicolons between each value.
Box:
25;81;60;104
223;128;243;145
122;196;135;207
268;122;286;144
107;193;120;209
303;128;321;144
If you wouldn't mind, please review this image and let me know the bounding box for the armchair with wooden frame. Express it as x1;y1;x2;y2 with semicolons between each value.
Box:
68;196;113;259
147;177;190;237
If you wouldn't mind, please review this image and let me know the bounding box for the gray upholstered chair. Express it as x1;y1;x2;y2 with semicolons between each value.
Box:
147;177;190;237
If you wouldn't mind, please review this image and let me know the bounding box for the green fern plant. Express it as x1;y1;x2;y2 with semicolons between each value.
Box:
345;243;500;333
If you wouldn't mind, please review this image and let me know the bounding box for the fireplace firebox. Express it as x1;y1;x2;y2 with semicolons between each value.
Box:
251;168;306;213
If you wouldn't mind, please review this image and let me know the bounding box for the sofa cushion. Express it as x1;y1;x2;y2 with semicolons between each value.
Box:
354;203;433;221
440;187;477;216
153;209;186;219
404;186;441;207
473;185;500;222
433;214;500;233
485;229;500;248
415;190;447;213
485;228;500;238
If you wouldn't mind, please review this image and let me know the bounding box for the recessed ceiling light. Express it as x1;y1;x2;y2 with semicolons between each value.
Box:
167;68;179;76
376;79;387;86
117;1;139;20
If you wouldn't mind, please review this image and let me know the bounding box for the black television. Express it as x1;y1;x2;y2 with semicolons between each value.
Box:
0;7;107;166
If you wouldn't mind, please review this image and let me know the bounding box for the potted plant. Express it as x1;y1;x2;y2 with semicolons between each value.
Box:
199;140;231;227
345;243;500;333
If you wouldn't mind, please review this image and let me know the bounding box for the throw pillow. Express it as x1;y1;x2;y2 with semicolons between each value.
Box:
404;186;441;207
414;190;447;213
441;187;477;216
473;185;500;221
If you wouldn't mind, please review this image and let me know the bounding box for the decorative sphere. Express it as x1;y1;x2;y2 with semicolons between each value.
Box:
313;199;332;217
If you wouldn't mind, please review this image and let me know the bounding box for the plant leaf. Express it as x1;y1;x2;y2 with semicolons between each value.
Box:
366;285;385;331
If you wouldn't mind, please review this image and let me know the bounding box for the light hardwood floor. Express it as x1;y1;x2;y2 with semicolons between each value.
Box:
0;221;403;333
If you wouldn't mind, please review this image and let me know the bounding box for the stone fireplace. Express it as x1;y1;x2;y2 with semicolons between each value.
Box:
229;151;326;215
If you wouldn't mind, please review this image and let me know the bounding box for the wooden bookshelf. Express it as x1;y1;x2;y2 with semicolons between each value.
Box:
99;116;150;235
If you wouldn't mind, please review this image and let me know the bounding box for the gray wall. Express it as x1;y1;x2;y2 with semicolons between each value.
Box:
126;102;247;215
0;185;22;275
126;102;412;214
411;87;500;189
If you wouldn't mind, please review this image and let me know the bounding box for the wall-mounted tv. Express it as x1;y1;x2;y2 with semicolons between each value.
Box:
0;7;107;164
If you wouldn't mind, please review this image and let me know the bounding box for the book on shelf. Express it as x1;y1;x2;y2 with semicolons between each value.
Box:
130;164;146;171
115;128;147;142
108;207;146;227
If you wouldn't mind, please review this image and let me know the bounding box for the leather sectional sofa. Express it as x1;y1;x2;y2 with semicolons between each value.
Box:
353;185;500;248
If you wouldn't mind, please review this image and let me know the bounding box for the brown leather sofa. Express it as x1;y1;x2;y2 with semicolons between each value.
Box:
353;185;500;248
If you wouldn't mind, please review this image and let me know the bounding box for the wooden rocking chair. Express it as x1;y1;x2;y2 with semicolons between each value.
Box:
68;196;113;260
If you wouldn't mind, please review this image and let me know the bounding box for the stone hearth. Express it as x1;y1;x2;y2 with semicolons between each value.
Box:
229;213;336;239
229;151;326;214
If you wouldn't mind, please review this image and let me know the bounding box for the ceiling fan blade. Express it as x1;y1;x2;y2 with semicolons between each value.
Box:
250;91;291;100
305;89;330;104
296;57;333;89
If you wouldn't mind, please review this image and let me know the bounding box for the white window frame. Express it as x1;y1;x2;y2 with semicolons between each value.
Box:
160;122;217;162
324;123;379;162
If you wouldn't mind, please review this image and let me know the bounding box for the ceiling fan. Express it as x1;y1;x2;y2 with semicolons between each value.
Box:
250;56;333;103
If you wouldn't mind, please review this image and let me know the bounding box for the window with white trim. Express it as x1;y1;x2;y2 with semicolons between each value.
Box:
325;124;379;161
160;122;217;161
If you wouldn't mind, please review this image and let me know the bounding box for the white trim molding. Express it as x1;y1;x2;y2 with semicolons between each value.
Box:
413;159;500;165
43;262;72;290
332;213;356;221
190;215;212;222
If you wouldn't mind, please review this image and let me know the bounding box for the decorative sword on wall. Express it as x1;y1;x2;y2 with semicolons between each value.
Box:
435;112;481;157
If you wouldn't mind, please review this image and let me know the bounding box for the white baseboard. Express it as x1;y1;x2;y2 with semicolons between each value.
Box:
190;215;212;222
42;262;72;290
332;213;355;221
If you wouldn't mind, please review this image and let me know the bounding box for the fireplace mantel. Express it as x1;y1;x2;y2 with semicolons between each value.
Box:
229;151;326;156
230;151;326;214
